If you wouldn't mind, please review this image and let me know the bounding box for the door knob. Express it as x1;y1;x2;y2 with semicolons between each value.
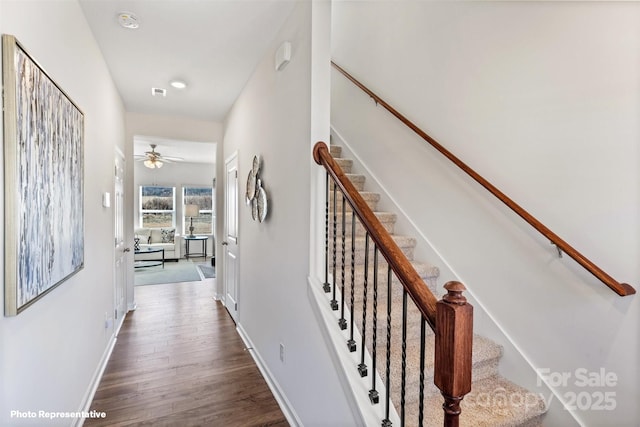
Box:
123;247;131;252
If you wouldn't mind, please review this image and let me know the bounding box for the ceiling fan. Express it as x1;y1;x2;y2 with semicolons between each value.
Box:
135;144;183;169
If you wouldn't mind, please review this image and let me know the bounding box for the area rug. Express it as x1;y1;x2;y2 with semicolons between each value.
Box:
197;264;216;279
135;260;201;286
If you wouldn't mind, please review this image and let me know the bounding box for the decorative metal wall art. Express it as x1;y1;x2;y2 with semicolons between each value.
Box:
245;155;268;223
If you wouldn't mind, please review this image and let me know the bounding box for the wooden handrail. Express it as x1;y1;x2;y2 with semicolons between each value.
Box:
331;61;635;297
314;142;439;329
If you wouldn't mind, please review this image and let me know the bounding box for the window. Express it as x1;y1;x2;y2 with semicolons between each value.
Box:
183;186;213;235
140;186;175;228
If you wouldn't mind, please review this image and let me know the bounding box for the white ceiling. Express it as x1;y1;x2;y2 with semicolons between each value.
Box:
79;0;295;122
79;1;295;164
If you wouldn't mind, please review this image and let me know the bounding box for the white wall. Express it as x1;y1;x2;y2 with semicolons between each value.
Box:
0;1;126;425
332;2;639;426
222;2;356;425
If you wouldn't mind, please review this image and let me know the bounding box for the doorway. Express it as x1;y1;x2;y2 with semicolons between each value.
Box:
114;149;126;329
223;152;239;322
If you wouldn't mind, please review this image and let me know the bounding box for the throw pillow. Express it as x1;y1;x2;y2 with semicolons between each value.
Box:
161;228;175;243
136;229;151;244
134;237;140;251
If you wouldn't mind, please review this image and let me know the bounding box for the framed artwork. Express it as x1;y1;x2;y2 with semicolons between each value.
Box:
2;34;85;316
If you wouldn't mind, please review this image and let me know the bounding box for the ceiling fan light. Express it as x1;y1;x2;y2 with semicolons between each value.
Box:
144;159;163;169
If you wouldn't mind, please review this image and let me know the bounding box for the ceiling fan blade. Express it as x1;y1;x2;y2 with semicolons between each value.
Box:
160;156;183;162
136;144;184;163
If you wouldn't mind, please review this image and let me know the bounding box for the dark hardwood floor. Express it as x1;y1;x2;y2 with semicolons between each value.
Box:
85;280;288;427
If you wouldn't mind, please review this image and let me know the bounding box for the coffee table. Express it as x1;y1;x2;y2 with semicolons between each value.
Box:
134;248;165;268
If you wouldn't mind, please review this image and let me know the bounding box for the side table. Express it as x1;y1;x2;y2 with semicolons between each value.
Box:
184;235;208;259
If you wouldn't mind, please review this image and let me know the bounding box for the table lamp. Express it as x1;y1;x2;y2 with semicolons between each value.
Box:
185;204;200;237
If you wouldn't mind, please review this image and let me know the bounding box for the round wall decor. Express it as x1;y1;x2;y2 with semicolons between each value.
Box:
246;155;269;223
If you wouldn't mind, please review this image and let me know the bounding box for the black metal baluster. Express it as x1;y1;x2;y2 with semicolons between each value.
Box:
418;317;426;427
401;288;408;427
339;195;347;330
369;247;379;404
358;233;370;377
330;181;338;311
323;171;330;293
347;209;357;351
382;266;393;427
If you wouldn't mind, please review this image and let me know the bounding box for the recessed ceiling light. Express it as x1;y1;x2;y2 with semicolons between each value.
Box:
117;12;139;29
170;80;187;89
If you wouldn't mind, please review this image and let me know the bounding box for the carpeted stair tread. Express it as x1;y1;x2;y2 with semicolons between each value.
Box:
332;210;397;225
330;145;342;158
336;262;439;306
330;235;417;265
349;265;440;312
345;173;366;191
402;375;547;427
329;191;380;212
355;305;503;386
330;211;397;236
397;334;503;389
334;158;353;173
354;326;504;407
350;277;441;347
336;234;416;250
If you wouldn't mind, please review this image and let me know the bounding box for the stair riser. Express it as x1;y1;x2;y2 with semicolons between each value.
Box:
345;174;366;191
328;194;380;212
329;219;395;237
330;246;415;265
329;145;342;157
361;264;438;280
333;158;353;173
364;342;502;401
340;270;438;301
341;261;439;280
331;275;435;305
329;235;415;249
362;360;499;400
360;331;503;378
350;294;435;345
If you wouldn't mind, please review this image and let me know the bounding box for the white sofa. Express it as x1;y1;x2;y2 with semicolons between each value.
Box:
134;228;180;261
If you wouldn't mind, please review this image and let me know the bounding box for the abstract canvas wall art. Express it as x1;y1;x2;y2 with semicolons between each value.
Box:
3;34;84;316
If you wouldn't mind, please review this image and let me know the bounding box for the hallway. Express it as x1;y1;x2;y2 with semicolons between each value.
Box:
85;281;287;426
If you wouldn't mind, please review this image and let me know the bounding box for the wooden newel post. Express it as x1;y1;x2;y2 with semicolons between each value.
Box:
434;281;473;427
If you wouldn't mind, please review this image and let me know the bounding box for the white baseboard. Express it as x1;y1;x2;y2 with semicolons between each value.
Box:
236;324;302;427
74;334;117;427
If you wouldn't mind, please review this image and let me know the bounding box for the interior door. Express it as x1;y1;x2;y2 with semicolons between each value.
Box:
223;152;239;322
114;150;127;330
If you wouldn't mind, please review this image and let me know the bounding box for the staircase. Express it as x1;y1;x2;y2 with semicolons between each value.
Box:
325;144;547;426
